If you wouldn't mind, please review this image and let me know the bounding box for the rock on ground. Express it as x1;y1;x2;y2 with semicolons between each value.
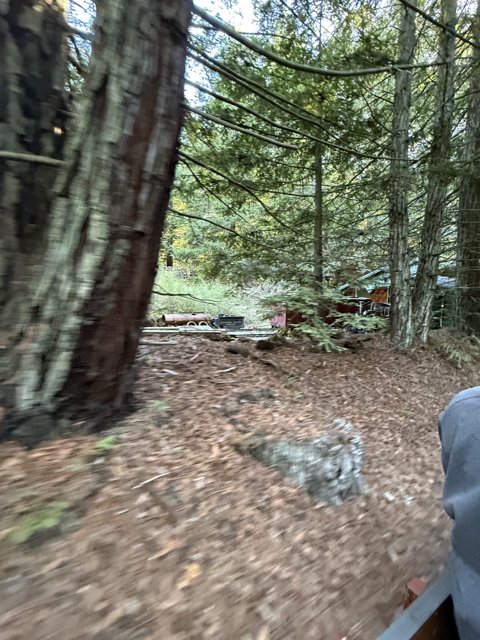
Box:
236;419;364;505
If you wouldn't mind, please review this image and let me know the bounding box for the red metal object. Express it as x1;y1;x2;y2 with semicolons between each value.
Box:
379;572;458;640
404;577;428;608
370;287;389;304
270;305;306;330
271;298;373;330
161;313;211;326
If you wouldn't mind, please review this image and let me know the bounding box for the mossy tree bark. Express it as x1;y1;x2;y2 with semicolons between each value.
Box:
313;141;324;287
388;1;416;348
0;0;67;332
412;0;456;343
457;0;480;336
1;0;192;443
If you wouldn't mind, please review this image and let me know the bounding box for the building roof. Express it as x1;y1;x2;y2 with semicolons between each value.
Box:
339;260;456;292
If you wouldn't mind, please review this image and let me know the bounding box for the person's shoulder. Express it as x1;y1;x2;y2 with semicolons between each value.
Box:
441;387;480;419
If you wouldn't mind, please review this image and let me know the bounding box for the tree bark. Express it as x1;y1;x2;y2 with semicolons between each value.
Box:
0;0;67;332
1;0;192;444
457;0;480;336
313;2;324;296
412;0;456;343
313;141;323;287
388;1;417;348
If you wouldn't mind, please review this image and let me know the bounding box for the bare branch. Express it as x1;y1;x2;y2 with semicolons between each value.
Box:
64;21;93;41
0;151;63;166
151;288;220;306
68;53;86;75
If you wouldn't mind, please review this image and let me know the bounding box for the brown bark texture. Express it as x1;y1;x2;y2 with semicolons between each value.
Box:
412;0;456;343
457;0;480;336
1;0;192;443
313;141;323;286
0;0;66;330
388;1;416;348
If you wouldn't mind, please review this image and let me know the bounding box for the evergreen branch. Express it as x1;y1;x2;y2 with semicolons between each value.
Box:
193;5;446;78
184;103;302;149
188;49;393;161
168;208;282;251
398;0;480;50
185;79;312;140
276;0;319;40
181;162;252;226
186;79;391;160
190;24;294;39
168;207;245;236
178;151;295;230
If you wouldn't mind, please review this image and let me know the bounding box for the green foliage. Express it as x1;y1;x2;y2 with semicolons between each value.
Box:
429;329;480;369
265;286;343;351
338;313;386;332
266;284;386;349
148;268;270;325
173;0;405;296
10;500;71;545
94;434;118;452
170;0;470;342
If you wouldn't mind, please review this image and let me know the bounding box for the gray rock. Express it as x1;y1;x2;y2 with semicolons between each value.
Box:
236;420;364;505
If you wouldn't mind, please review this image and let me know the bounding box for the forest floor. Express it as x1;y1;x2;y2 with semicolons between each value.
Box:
0;334;475;640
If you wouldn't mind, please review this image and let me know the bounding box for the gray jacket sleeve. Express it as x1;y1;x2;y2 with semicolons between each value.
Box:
438;387;480;639
439;387;480;572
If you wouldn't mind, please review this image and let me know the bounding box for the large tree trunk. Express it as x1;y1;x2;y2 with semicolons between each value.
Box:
412;0;456;343
0;0;66;332
1;0;192;444
457;0;480;336
388;1;416;348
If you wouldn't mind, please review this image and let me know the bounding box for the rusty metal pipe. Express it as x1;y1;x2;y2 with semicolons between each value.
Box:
161;313;211;326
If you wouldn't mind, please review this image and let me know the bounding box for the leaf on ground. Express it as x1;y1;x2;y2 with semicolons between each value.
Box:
256;625;270;640
155;537;183;559
177;562;202;589
91;607;124;634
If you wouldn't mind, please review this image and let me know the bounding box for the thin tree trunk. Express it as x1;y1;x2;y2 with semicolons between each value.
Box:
0;0;66;332
388;1;416;348
457;0;480;336
1;0;192;444
412;0;456;342
313;142;323;287
313;2;324;295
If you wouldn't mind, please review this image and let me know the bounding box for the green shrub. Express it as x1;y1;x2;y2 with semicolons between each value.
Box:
429;329;480;369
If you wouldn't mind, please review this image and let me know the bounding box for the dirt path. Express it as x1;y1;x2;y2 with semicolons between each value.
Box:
0;335;474;640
